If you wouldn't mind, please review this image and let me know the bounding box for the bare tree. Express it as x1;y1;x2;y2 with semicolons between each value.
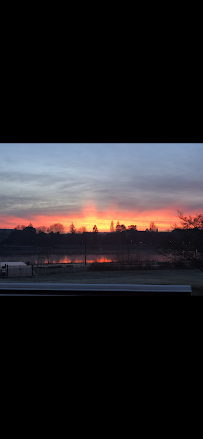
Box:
69;223;76;234
36;226;48;234
77;226;87;234
158;211;203;273
47;223;65;234
177;211;203;230
149;222;158;232
128;225;137;231
116;224;127;232
110;221;114;232
14;225;27;230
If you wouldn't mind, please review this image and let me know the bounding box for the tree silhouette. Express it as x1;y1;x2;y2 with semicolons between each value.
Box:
77;226;87;234
116;224;127;232
14;225;27;230
36;226;48;234
110;221;114;232
177;211;203;230
128;225;137;231
159;211;203;273
93;225;98;233
47;223;65;234
69;223;76;234
149;222;157;232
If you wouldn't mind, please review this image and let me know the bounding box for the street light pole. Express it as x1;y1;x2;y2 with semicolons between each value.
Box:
84;232;87;266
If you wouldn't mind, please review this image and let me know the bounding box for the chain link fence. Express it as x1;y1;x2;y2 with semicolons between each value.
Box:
0;263;88;278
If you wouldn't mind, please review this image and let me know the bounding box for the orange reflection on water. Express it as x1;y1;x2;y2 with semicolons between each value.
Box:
51;255;113;264
86;256;112;263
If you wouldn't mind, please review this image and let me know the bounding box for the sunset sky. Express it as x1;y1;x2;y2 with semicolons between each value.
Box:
0;143;202;232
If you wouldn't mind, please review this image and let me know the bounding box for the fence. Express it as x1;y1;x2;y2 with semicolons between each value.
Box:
0;263;90;278
0;260;196;278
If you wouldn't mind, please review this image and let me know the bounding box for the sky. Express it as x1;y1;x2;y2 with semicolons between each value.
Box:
0;143;202;232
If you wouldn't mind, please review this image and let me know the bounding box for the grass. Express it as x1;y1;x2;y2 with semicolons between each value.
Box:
0;268;203;295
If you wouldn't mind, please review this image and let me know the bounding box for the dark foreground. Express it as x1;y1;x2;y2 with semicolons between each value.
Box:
0;269;202;295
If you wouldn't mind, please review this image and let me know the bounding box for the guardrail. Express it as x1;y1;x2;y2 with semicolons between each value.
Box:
0;283;192;296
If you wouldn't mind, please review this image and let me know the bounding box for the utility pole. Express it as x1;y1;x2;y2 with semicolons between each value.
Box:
85;232;87;265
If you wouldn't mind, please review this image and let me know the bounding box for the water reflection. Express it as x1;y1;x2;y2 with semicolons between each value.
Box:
0;252;172;265
40;255;113;264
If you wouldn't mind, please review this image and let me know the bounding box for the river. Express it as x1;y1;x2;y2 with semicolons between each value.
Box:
0;250;173;265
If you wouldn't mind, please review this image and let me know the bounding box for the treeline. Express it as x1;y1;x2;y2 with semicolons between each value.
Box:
13;221;158;234
0;224;194;250
2;215;201;252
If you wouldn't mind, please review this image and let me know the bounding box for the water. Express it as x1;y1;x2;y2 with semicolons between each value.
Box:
0;251;173;265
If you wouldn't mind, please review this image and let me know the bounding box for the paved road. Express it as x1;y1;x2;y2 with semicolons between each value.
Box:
0;282;192;295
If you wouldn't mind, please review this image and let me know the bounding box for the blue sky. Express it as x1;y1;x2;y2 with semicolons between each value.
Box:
0;143;202;231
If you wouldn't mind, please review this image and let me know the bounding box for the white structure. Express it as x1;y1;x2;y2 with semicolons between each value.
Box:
0;262;32;278
0;262;27;268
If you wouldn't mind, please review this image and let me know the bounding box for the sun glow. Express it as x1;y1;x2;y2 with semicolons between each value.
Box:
0;204;190;232
1;198;201;233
